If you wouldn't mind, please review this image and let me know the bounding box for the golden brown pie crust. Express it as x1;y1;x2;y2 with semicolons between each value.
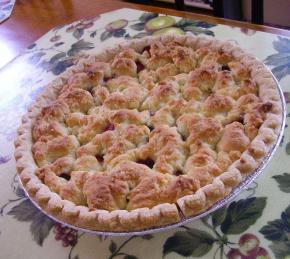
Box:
15;35;283;232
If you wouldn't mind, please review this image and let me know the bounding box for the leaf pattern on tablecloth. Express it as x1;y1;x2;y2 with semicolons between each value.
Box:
259;173;290;258
163;197;267;258
39;39;94;75
1;183;82;257
220;197;267;234
273;173;290;192
163;229;215;257
0;0;15;23
265;36;290;81
260;205;290;259
7;199;54;246
22;11;216;76
284;92;290;104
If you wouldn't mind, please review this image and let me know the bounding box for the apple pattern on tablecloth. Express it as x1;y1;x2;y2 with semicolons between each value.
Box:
26;12;216;77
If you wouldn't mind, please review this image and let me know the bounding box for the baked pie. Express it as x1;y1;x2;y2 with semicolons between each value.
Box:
15;35;283;232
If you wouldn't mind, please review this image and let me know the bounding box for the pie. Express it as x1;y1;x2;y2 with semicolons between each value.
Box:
15;35;283;232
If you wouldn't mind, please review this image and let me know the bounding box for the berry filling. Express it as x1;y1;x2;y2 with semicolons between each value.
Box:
148;125;154;131
221;64;231;71
142;45;151;56
136;159;155;169
103;76;112;82
96;155;104;163
59;173;71;181
174;170;183;176
104;123;115;132
136;61;145;73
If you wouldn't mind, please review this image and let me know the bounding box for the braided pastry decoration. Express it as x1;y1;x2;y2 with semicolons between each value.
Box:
15;35;283;232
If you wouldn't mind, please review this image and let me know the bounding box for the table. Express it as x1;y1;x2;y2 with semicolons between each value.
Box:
1;0;290;69
0;3;290;259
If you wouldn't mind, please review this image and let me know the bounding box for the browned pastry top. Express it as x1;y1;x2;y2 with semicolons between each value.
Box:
15;35;282;232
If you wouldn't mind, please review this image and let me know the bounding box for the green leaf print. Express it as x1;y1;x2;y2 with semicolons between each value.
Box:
138;12;158;23
67;39;94;56
286;142;290;155
49;52;66;63
273;173;290;192
264;53;290;67
28;52;46;64
183;26;214;36
73;28;84;39
260;219;288;241
163;229;215;257
260;205;290;258
273;36;290;53
264;36;290;81
129;22;145;31
176;18;215;29
220;197;267;234
100;31;113;41
269;241;290;259
8;199;54;246
211;206;227;228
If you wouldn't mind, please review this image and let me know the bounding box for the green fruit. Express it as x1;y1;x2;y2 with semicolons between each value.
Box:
105;19;128;32
153;27;185;36
145;16;175;31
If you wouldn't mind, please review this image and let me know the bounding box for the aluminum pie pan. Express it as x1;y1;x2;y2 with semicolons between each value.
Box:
19;69;286;237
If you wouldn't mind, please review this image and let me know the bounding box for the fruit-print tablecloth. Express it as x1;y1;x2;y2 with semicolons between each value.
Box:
0;8;289;259
0;0;15;23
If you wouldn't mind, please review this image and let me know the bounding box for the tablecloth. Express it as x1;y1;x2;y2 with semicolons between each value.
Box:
0;8;289;259
0;0;15;23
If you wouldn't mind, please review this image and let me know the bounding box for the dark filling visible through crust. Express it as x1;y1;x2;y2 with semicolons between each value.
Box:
142;45;151;56
174;170;183;176
221;64;231;71
104;123;115;132
96;155;104;163
136;61;145;73
59;173;71;181
136;159;155;169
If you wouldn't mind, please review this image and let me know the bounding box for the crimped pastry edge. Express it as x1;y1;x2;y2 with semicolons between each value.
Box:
14;34;283;232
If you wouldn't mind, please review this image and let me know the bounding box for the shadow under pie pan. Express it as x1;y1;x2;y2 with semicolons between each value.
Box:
15;35;286;236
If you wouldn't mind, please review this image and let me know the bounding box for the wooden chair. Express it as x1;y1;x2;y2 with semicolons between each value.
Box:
212;0;264;25
251;0;264;24
175;0;185;10
174;0;264;25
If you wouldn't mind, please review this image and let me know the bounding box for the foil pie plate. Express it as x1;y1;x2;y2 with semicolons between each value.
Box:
18;68;286;237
